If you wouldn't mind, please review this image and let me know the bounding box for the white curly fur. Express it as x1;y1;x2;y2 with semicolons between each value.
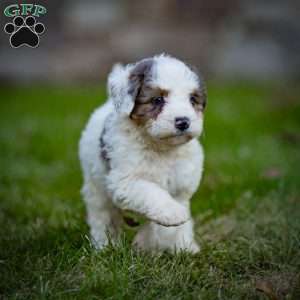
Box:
79;54;205;253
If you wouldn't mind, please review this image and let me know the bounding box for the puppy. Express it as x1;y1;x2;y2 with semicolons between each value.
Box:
79;54;206;253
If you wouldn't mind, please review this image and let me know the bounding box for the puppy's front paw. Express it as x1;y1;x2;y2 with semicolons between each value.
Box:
151;202;190;227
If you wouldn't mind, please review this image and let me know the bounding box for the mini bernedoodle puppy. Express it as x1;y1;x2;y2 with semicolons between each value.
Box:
79;54;207;253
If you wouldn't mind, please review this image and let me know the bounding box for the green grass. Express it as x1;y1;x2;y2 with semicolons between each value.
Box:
0;82;299;299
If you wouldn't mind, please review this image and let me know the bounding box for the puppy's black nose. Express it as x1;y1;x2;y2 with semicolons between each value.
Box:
175;117;190;131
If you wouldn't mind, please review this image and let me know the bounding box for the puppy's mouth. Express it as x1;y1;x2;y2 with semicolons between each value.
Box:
159;132;193;144
159;131;193;139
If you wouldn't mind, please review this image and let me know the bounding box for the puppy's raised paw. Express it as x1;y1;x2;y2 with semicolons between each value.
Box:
150;202;190;227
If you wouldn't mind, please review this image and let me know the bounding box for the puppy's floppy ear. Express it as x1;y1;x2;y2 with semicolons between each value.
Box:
107;63;133;115
189;64;207;106
107;59;154;116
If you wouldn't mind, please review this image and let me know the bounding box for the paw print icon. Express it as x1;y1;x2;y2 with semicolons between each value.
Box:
4;16;45;48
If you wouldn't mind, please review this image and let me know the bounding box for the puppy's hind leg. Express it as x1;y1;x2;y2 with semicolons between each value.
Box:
82;181;122;250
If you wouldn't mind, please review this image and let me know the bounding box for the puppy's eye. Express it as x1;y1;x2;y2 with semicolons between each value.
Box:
190;95;206;111
151;96;165;106
190;95;198;106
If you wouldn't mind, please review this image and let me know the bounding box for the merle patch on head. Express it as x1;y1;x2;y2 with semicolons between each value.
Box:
4;16;45;48
128;58;154;99
129;59;167;122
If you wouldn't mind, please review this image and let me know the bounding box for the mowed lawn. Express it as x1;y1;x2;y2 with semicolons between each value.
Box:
0;83;299;299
